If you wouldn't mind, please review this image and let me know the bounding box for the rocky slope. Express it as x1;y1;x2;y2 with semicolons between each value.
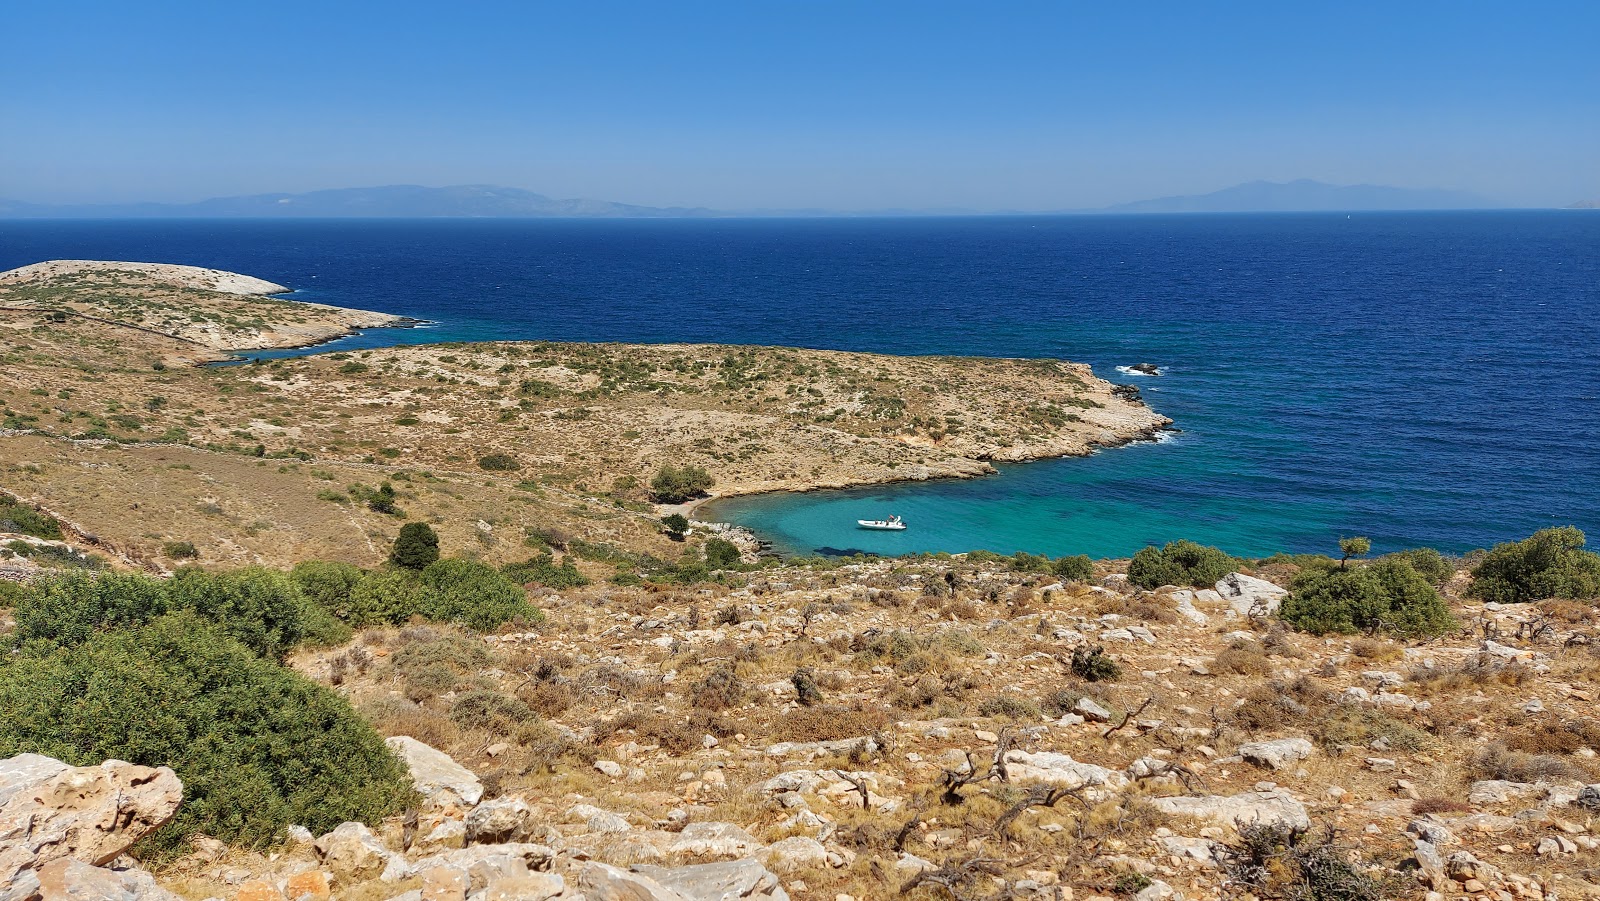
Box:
6;558;1570;901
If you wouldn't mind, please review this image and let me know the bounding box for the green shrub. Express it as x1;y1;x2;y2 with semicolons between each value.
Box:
0;497;62;541
164;567;310;660
704;537;742;569
0;611;410;860
162;541;199;560
502;553;589;589
1070;645;1122;682
1127;540;1236;589
420;559;540;631
12;571;168;647
1338;536;1371;567
0;581;24;608
649;464;715;503
1009;552;1053;574
390;522;440;570
1052;554;1095;582
1468;527;1600;603
346;567;434;626
661;513;690;539
1382;547;1453;586
1279;559;1454;638
477;453;520;472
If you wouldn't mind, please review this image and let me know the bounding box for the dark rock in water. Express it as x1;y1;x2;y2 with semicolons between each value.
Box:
1111;384;1143;401
1128;362;1161;375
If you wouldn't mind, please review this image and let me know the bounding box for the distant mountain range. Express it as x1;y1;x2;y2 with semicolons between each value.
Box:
1101;179;1495;213
1568;198;1600;209
0;179;1516;219
0;184;714;219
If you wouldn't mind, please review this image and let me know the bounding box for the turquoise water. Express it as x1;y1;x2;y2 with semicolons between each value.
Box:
3;213;1596;558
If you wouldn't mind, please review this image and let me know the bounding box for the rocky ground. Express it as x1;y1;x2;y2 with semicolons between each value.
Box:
9;557;1595;901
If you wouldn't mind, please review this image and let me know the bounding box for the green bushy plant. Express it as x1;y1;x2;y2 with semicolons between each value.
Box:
1382;547;1453;586
1279;558;1454;638
1468;526;1600;603
0;611;410;860
649;464;715;503
164;567;310;660
345;567;435;626
390;522;441;570
0;496;62;540
502;553;589;589
704;537;742;569
1051;554;1095;582
420;558;539;631
1127;539;1236;589
11;571;168;647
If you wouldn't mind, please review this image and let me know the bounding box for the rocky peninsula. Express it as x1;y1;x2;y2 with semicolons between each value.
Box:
0;262;1167;569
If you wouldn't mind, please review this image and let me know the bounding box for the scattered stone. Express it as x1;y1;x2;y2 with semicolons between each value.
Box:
466;797;535;845
1150;789;1311;831
1073;697;1113;723
1214;573;1287;616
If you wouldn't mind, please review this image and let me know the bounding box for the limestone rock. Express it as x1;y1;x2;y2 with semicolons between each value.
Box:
313;822;396;882
481;872;564;901
667;822;764;859
1237;738;1313;771
1214;573;1287;616
384;737;482;809
760;836;829;873
1073;697;1113;723
1003;751;1128;799
579;862;695;901
408;843;555;893
1150;789;1310;831
465;797;535;845
0;754;183;894
1575;783;1600;810
31;857;183;901
1466;780;1539;806
633;859;791;901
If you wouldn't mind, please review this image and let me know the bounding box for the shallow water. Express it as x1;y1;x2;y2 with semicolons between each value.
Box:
4;212;1596;557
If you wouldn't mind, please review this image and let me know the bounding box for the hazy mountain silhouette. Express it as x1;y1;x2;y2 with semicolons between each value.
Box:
1103;179;1494;213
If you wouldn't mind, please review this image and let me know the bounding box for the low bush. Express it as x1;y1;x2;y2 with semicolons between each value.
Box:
704;537;742;568
420;558;540;631
0;612;410;860
1219;823;1388;901
690;666;745;710
1070;645;1122;682
1382;547;1453;585
0;496;62;540
1471;742;1587;783
1052;554;1095;582
1279;558;1454;638
165;567;311;660
477;453;520;472
1127;540;1235;589
1469;526;1600;603
161;540;199;560
649;464;714;503
502;553;589;589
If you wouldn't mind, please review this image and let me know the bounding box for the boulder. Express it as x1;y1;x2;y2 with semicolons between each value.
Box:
0;754;182;894
313;822;399;882
760;836;829;873
1003;751;1129;799
1466;780;1540;806
1237;738;1314;771
579;862;695;901
1073;697;1113;723
666;822;764;859
408;843;555;893
385;737;483;809
481;872;565;901
1573;783;1600;810
1150;789;1310;831
632;859;791;901
31;857;184;901
1213;573;1287;616
465;797;535;845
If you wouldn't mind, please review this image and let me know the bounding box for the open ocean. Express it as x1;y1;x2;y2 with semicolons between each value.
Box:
3;213;1597;559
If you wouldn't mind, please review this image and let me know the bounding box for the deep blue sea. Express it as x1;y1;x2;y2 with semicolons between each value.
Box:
4;214;1597;558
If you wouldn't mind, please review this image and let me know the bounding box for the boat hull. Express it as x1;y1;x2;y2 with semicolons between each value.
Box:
857;521;907;531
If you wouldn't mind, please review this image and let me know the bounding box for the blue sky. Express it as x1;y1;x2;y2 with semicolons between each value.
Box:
4;1;1596;209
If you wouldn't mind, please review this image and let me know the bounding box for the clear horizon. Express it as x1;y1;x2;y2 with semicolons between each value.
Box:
5;1;1597;209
